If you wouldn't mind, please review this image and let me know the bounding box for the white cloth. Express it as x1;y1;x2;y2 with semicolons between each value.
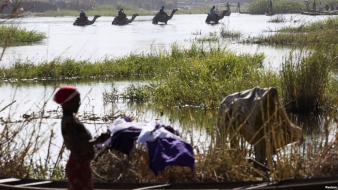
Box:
102;118;147;146
137;122;182;144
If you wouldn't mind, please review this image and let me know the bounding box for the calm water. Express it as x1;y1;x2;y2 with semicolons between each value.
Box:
1;13;331;70
0;14;336;166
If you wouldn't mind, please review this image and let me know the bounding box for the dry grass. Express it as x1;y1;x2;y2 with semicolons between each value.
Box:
1;92;338;183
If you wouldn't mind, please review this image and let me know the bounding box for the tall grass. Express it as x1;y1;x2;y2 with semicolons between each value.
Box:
253;17;338;113
1;88;337;182
220;27;242;39
0;1;46;61
280;48;334;113
248;0;304;14
0;87;66;180
251;17;338;45
144;44;269;109
0;25;46;44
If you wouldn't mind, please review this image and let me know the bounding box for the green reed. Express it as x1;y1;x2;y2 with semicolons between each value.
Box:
246;16;338;113
248;0;304;14
124;43;272;109
251;17;338;45
280;48;335;113
0;43;264;82
0;25;46;44
220;27;242;39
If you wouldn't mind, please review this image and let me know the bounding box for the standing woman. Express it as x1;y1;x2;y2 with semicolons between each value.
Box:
54;86;110;190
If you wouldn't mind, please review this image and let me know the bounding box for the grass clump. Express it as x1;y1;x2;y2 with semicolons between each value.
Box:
0;42;274;110
220;28;242;39
248;0;304;14
0;54;163;80
280;48;334;113
251;17;338;45
0;25;46;44
195;32;219;42
139;44;269;109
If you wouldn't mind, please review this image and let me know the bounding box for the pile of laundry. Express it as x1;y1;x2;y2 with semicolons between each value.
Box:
102;118;195;175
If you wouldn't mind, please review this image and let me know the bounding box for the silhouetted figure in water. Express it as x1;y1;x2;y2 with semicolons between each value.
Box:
313;0;316;11
79;9;88;20
305;1;310;11
118;8;126;18
210;5;219;20
158;6;168;16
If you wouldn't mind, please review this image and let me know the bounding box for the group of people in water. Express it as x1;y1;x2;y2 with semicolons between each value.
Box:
305;0;338;12
78;6;169;22
80;4;230;22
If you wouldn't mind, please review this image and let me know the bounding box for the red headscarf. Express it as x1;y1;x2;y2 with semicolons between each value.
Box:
53;86;79;105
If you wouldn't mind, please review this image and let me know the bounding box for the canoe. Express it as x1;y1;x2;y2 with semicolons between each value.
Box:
0;177;263;189
1;176;338;189
301;10;338;15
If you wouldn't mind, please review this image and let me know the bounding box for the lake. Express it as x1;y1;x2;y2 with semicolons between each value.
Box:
1;13;331;70
0;13;336;167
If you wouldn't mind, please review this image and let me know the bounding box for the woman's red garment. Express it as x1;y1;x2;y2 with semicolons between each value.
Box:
66;151;95;190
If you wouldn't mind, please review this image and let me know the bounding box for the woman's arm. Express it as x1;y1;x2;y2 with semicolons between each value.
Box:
63;120;110;151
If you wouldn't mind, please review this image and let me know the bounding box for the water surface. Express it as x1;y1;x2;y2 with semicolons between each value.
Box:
1;13;331;70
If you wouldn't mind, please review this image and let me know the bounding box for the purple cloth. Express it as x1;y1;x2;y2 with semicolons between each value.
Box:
109;127;141;157
146;138;195;175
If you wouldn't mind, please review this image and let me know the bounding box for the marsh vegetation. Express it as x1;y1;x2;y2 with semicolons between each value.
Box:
1;6;338;185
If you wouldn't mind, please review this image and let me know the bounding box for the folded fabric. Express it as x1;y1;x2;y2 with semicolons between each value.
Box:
103;117;145;146
146;137;195;176
110;127;141;157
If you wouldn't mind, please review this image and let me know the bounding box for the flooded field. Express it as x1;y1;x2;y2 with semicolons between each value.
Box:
1;13;330;69
0;13;336;170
